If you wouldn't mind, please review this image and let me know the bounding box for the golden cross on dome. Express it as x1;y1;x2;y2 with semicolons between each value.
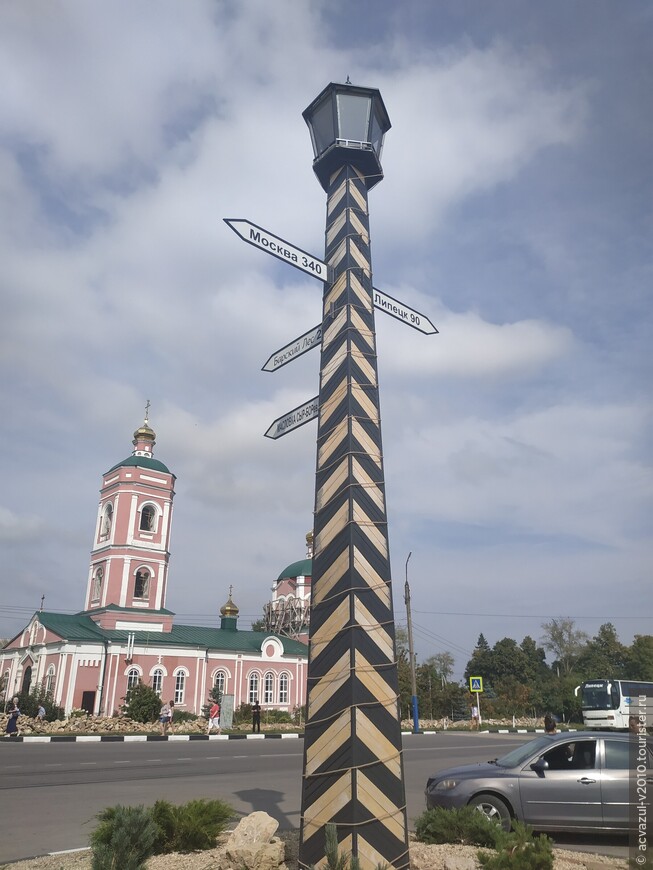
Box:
229;584;233;597
144;399;151;424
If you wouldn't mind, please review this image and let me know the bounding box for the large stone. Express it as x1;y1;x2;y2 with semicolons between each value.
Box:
229;811;279;848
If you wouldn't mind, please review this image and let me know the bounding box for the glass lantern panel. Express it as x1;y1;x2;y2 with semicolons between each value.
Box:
336;93;371;143
370;108;385;158
311;97;336;157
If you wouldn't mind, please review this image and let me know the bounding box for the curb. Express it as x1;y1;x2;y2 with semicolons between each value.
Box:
2;732;304;743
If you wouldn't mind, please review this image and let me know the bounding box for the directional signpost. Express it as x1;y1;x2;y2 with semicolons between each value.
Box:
262;324;322;372
224;82;441;870
224;218;331;283
373;288;438;335
264;395;319;440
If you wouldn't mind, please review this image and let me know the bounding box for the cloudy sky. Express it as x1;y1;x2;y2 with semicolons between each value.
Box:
1;0;651;678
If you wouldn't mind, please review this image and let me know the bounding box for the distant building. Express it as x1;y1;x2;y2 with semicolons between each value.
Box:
263;532;312;644
0;415;307;717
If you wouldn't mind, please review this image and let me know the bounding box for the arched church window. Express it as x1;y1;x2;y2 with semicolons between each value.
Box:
264;672;274;704
134;569;150;599
174;670;186;705
279;672;289;704
248;672;259;705
214;671;226;696
152;668;163;695
127;668;140;689
140;504;156;531
92;567;103;601
101;503;113;537
45;665;55;696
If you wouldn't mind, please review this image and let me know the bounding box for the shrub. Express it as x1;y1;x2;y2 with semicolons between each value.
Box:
120;681;161;723
91;798;234;866
150;798;234;853
15;683;64;721
415;806;501;847
90;804;160;870
477;822;553;870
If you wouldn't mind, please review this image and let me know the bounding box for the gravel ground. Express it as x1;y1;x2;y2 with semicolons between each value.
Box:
0;831;629;870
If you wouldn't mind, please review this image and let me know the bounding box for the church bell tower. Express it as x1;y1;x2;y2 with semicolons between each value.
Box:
84;407;176;627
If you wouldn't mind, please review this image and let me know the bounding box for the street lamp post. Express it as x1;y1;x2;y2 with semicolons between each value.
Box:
299;82;410;870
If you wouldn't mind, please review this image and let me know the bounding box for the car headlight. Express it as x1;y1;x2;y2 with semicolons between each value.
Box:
434;779;458;791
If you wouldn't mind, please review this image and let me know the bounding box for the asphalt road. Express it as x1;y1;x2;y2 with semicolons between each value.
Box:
0;732;629;865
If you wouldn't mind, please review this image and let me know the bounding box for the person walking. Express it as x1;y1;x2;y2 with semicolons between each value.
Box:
168;700;175;734
252;700;261;733
37;704;46;722
5;697;20;738
159;700;171;737
208;699;221;734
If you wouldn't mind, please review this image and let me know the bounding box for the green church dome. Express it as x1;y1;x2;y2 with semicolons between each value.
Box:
108;455;171;474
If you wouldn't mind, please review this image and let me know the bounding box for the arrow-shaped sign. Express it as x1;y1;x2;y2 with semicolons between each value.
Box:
224;218;330;283
373;288;438;335
264;396;319;439
262;325;322;373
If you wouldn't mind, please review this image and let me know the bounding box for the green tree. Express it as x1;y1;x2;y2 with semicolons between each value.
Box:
540;618;588;675
464;634;493;682
250;618;265;632
121;681;161;724
627;635;653;680
576;623;628;679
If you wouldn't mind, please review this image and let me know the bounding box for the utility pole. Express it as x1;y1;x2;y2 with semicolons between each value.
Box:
404;552;420;734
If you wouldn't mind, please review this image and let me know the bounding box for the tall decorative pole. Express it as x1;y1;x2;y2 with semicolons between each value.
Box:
299;83;410;870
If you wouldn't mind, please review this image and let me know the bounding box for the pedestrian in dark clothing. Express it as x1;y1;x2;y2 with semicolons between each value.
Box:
252;700;261;733
5;698;20;738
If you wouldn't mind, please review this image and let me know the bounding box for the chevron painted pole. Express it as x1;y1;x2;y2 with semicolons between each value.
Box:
299;84;410;870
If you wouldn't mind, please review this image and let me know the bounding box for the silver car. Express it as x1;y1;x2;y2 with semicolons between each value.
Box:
425;731;652;833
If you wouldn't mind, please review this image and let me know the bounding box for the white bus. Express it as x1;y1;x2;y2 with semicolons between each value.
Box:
575;679;653;730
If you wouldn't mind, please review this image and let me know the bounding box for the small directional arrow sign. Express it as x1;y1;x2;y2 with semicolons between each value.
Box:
262;324;322;373
373;288;438;335
264;396;319;439
224;218;330;283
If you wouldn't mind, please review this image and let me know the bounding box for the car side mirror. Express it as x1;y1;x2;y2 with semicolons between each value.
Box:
531;757;549;774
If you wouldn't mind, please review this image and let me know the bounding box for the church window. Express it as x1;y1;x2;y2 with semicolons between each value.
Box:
101;504;113;538
152;668;163;695
264;672;274;704
279;672;289;704
45;665;55;696
92;567;103;601
134;569;150;599
174;670;186;705
248;672;259;704
127;668;140;689
140;504;156;531
214;671;226;696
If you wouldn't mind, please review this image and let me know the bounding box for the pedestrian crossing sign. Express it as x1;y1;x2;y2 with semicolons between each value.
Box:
470;676;483;692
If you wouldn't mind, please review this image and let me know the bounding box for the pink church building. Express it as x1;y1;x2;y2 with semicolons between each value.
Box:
0;416;308;720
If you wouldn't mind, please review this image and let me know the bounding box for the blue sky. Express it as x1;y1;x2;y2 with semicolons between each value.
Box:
1;1;651;677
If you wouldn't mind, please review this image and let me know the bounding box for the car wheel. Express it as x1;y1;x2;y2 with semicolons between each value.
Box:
469;793;511;831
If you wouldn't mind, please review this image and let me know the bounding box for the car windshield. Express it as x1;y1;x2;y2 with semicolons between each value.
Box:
495;736;553;768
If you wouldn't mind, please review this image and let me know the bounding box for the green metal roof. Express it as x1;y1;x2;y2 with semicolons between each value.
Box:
107;455;172;474
277;558;312;581
30;611;307;656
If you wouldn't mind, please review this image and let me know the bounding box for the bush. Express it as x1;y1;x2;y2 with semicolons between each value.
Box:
151;798;233;852
415;806;501;848
477;822;553;869
15;682;64;721
120;681;161;724
91;798;235;866
90;804;160;870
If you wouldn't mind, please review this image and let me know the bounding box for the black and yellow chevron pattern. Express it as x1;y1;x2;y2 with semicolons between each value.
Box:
299;165;410;870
